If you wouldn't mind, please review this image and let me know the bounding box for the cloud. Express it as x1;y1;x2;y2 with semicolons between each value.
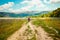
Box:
20;0;51;11
8;0;48;13
42;0;60;4
47;0;60;4
0;2;14;11
0;0;53;13
8;6;33;13
51;0;60;3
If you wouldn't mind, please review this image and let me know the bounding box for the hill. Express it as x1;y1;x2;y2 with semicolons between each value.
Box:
0;11;49;17
31;8;60;17
40;8;60;17
50;8;60;17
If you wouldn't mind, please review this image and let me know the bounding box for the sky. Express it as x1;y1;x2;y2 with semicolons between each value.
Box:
0;0;60;13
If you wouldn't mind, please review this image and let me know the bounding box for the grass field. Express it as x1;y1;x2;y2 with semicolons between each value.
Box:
32;18;60;40
0;19;27;40
0;18;60;40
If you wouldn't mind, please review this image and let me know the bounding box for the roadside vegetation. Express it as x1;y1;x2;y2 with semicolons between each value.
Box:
0;19;27;40
32;18;60;40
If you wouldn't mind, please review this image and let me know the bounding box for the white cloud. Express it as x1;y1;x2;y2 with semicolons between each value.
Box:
47;0;60;4
51;0;60;3
0;0;52;13
0;2;14;11
42;0;60;4
8;6;33;13
21;0;50;11
9;0;47;13
20;1;29;4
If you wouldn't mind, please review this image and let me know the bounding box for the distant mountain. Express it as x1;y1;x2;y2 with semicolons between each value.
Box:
0;11;49;17
38;11;49;14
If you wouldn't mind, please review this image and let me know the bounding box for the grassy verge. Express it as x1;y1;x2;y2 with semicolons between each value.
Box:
0;19;27;40
32;18;60;40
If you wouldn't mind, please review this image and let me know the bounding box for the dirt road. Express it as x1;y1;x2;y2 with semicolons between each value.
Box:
7;21;53;40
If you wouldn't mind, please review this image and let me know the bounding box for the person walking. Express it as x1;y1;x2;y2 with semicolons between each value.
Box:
28;17;30;22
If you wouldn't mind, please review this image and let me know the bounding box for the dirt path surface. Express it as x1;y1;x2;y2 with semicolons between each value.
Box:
7;21;53;40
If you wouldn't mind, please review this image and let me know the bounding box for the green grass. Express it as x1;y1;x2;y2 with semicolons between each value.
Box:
27;34;36;40
0;19;27;40
32;18;60;40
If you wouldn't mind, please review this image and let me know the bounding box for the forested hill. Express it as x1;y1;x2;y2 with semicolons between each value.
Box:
50;8;60;17
35;8;60;17
40;8;60;17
